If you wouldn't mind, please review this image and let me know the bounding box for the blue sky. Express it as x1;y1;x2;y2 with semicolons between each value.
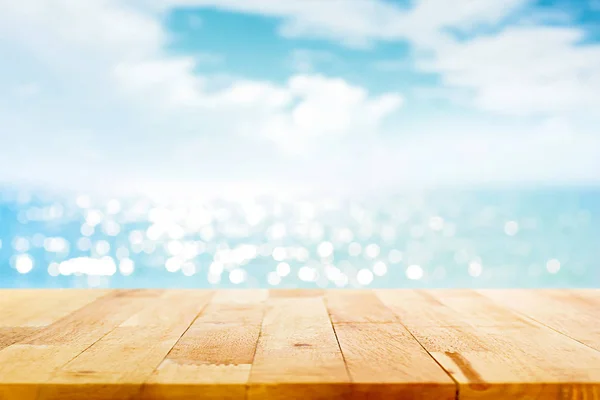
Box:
0;0;599;194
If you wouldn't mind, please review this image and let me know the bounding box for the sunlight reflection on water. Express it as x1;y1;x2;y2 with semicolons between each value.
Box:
0;187;598;288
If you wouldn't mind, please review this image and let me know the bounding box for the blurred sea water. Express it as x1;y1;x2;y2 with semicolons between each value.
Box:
0;186;598;289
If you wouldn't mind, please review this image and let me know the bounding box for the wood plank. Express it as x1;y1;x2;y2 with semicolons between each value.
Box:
248;297;351;400
422;289;535;327
211;289;269;304
376;289;470;328
1;289;600;400
478;289;600;352
376;289;531;328
415;325;600;399
197;289;267;324
0;289;110;327
165;323;261;366
36;290;213;400
119;289;213;327
571;289;600;305
333;323;456;399
0;290;159;400
23;289;159;347
269;289;325;298
0;290;58;310
143;324;260;400
143;361;253;400
0;344;82;400
0;327;41;351
0;290;44;316
385;290;600;400
326;290;398;323
142;289;265;400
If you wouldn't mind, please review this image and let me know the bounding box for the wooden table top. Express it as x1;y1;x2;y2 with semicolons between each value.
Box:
0;289;599;400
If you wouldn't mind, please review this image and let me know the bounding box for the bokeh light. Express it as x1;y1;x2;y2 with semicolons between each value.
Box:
0;188;597;288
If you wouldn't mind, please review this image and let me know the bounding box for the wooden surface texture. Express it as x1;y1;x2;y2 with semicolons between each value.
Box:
0;289;598;399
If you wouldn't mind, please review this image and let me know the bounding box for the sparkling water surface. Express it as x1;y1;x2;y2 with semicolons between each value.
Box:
1;187;598;289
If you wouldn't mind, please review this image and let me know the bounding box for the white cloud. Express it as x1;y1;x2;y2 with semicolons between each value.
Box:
408;0;525;28
0;0;403;190
0;0;599;192
111;60;402;151
372;60;413;72
112;57;206;109
157;0;405;47
0;1;163;66
289;49;337;72
158;0;530;47
259;75;402;152
158;0;600;118
0;0;402;136
420;26;600;116
313;118;600;190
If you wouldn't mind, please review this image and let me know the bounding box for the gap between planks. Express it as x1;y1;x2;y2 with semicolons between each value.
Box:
376;289;600;400
1;289;600;400
0;290;211;400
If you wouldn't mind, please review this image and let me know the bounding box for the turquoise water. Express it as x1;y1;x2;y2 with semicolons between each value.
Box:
1;187;598;289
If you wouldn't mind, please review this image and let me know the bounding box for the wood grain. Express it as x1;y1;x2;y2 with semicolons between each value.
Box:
383;290;600;400
0;289;598;400
248;296;351;400
269;289;325;298
326;290;398;323
142;289;265;400
0;327;41;351
0;289;109;327
478;289;600;352
572;289;600;305
376;289;532;328
0;290;159;400
37;290;213;400
333;323;456;399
